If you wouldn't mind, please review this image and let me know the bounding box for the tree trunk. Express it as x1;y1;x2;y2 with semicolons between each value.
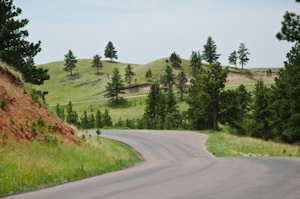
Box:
70;69;73;76
242;62;244;70
213;103;218;131
180;89;183;101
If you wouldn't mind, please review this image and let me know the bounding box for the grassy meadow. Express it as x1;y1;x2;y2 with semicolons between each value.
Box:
33;58;277;106
202;130;300;157
0;132;142;196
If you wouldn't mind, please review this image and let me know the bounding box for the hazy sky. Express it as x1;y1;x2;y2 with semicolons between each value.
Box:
14;0;298;68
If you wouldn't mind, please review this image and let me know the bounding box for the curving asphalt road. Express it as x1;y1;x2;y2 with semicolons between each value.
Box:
6;130;300;199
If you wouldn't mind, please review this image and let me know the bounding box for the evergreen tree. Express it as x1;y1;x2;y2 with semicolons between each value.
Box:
236;84;252;116
169;52;181;68
228;51;238;68
0;0;49;84
55;103;65;121
124;64;135;86
177;71;187;101
145;69;153;82
161;65;175;90
88;113;95;128
165;88;181;128
249;80;272;139
202;36;220;65
104;41;118;61
92;54;103;74
102;109;112;127
80;111;89;129
144;82;166;128
187;62;228;131
64;49;77;75
66;101;78;125
95;110;102;128
104;68;126;104
238;43;250;70
189;51;202;74
276;11;300;42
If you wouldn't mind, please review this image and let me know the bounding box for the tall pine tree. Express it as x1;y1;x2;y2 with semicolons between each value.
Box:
104;41;118;61
0;0;49;84
202;36;220;65
104;68;126;103
64;50;77;76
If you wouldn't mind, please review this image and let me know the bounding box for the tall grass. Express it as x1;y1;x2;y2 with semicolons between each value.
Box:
202;130;300;157
0;135;141;196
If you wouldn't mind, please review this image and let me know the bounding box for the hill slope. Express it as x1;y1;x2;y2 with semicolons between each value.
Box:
0;61;76;143
34;58;278;105
0;61;141;196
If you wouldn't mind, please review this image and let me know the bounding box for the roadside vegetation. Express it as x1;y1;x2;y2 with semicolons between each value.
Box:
202;130;300;157
0;132;141;196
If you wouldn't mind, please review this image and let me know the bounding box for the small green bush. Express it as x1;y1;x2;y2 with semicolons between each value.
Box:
37;116;45;127
10;115;15;125
0;97;7;109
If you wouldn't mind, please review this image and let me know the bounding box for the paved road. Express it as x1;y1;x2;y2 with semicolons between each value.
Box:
7;130;300;199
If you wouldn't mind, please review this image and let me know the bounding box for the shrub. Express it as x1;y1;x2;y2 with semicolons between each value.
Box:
96;129;101;136
37;116;45;127
0;97;7;109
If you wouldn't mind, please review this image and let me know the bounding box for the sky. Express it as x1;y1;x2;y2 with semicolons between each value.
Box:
14;0;299;68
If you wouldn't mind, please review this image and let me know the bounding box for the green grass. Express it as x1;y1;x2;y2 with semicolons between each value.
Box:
54;95;190;123
0;134;142;196
201;130;300;157
33;58;277;106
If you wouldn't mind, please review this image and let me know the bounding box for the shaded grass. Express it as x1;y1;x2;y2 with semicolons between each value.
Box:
0;134;142;196
55;95;190;123
201;130;300;157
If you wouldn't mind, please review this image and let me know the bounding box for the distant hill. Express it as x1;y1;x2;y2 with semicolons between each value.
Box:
34;58;278;105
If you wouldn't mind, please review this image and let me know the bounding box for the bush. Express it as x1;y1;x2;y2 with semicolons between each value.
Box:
0;97;7;109
96;129;101;136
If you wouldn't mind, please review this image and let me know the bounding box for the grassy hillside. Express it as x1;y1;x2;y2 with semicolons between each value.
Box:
0;61;141;196
0;133;141;196
34;58;278;105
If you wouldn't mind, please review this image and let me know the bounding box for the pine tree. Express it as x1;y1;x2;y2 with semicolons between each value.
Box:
228;51;238;68
144;82;166;128
276;11;300;42
64;50;77;75
145;69;153;82
189;51;202;74
104;41;118;61
102;109;112;127
250;80;272;139
55;104;65;121
202;36;220;65
88;113;95;128
187;62;228;131
0;0;49;84
104;68;126;104
124;64;135;86
66;101;78;125
92;54;103;74
161;65;175;90
169;52;181;68
95;110;102;128
80;111;89;129
238;43;250;70
177;71;187;101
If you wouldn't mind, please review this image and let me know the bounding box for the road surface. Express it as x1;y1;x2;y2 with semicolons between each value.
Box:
6;130;300;199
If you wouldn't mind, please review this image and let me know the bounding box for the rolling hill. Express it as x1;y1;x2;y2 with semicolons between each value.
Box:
34;58;278;106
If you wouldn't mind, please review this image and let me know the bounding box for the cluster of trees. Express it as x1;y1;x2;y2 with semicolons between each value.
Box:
55;102;113;129
228;43;250;69
63;41;118;76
